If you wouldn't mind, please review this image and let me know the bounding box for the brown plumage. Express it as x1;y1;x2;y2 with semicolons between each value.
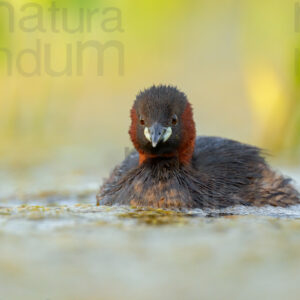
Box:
97;85;300;209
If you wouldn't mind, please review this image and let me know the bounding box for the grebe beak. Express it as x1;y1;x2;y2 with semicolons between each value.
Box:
144;123;172;148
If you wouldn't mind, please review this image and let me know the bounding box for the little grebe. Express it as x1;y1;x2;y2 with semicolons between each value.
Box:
97;85;300;209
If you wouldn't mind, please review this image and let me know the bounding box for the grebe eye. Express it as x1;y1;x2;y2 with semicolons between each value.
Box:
140;118;145;126
171;114;178;125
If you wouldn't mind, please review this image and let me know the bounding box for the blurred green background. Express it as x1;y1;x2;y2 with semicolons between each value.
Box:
0;0;299;173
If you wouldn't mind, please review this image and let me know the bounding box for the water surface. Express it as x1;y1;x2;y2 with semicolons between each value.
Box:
1;165;300;300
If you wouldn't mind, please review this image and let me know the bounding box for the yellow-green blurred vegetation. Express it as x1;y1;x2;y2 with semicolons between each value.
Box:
0;0;299;169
